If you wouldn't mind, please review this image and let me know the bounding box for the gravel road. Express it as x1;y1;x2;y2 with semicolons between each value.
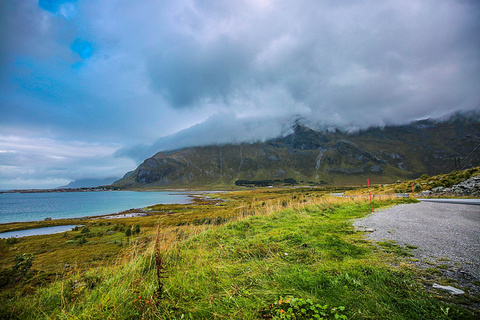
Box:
354;201;480;294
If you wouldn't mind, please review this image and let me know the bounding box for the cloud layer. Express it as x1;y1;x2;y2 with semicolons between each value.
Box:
0;0;479;188
0;134;135;189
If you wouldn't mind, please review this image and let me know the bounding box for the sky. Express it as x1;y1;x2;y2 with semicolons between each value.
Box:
0;0;479;189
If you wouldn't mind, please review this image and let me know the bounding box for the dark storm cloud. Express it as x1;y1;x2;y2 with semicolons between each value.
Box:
147;36;252;107
145;0;480;125
0;1;63;73
1;0;479;188
3;0;479;133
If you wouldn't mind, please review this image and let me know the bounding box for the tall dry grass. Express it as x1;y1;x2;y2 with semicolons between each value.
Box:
231;193;397;222
151;192;398;286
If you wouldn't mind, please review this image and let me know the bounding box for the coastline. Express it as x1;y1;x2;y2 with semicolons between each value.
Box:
0;192;224;235
0;187;115;194
0;190;199;226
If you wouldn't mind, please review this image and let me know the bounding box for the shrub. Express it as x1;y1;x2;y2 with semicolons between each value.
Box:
193;216;227;226
414;184;422;192
443;178;454;188
85;273;102;290
134;224;141;234
6;237;19;245
13;253;34;277
0;269;15;288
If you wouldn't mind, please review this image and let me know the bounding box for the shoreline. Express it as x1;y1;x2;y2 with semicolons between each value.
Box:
0;186;235;194
0;190;202;226
0;192;224;234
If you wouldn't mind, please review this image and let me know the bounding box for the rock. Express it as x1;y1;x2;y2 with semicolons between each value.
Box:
44;217;52;221
432;187;445;193
432;283;465;295
394;193;410;198
420;190;432;196
450;174;480;196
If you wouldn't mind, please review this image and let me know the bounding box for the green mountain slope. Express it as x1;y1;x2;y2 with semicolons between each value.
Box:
114;113;480;188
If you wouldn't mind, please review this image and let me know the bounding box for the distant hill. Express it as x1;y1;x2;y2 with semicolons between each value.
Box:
114;113;480;188
58;177;119;189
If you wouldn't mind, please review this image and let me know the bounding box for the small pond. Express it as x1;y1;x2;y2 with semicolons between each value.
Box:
0;225;81;239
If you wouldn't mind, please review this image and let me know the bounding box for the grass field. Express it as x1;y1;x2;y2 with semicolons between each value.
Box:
1;188;479;319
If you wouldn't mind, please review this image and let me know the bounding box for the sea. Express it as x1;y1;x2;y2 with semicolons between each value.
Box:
0;191;191;224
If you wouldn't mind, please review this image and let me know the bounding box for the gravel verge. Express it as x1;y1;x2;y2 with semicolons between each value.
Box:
354;201;480;296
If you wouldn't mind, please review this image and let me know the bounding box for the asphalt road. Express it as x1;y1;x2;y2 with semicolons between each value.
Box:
354;201;480;293
418;198;480;206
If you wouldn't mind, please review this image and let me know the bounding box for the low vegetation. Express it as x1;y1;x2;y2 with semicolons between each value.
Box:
360;166;480;195
0;184;479;319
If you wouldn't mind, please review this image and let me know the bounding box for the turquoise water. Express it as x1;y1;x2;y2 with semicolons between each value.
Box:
0;191;191;224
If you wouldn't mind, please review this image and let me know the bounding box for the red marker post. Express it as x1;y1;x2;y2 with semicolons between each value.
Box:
367;179;373;212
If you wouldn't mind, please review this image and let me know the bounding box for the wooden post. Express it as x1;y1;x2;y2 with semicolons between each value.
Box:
368;179;373;212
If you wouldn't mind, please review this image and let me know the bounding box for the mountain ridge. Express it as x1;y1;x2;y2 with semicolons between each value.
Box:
59;177;119;189
114;113;480;188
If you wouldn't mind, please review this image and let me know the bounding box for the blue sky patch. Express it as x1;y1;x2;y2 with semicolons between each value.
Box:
70;38;93;59
39;0;77;19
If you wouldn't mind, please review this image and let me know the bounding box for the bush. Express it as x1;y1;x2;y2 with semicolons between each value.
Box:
0;269;15;288
85;273;102;290
414;184;422;192
443;179;454;188
134;224;141;235
6;237;19;245
13;253;34;277
112;224;125;232
193;217;227;226
0;254;35;288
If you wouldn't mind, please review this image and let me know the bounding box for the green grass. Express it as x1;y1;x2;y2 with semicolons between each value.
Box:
0;191;478;319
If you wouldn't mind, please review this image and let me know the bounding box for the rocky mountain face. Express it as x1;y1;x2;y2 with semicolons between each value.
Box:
114;113;480;188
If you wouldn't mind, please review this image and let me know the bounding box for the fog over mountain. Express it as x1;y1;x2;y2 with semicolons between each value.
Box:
114;113;480;188
0;0;479;189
